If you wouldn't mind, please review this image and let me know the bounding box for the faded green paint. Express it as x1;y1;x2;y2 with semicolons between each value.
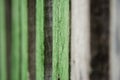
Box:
36;0;44;80
20;0;28;80
0;0;6;80
11;0;20;80
52;0;69;80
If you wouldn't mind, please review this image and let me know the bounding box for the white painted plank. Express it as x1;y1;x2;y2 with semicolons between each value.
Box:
110;0;120;80
71;0;90;80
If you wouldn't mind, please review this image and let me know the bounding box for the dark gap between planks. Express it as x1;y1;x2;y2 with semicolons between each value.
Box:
90;0;110;80
5;0;11;80
28;0;36;80
44;0;52;79
69;0;71;79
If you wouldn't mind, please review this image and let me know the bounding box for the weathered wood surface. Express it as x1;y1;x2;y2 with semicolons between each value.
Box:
0;0;111;80
110;0;120;80
71;0;90;80
52;0;69;80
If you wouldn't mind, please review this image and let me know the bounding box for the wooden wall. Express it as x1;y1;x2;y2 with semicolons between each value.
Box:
0;0;114;80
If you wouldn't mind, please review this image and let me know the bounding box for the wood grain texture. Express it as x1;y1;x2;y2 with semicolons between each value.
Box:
11;0;20;79
110;0;120;80
20;0;28;80
0;0;6;79
71;0;90;80
36;0;44;80
52;0;69;80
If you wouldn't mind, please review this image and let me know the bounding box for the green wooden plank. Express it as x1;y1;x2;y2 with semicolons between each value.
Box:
0;0;6;80
11;0;20;80
20;0;28;80
36;0;44;80
52;0;69;80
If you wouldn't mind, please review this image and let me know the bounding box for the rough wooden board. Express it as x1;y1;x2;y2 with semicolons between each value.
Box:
71;0;90;80
52;0;69;80
11;0;20;79
36;0;44;80
0;0;7;79
20;0;28;80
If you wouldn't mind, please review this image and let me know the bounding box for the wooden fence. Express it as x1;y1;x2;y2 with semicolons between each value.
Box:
0;0;119;80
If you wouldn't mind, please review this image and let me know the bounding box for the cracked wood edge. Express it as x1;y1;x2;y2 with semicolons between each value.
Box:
71;0;90;80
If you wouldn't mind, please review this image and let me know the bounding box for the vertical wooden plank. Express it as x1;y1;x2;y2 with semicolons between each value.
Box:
0;0;6;79
52;0;69;80
110;0;120;80
20;0;28;80
11;0;20;79
36;0;44;80
71;0;90;80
